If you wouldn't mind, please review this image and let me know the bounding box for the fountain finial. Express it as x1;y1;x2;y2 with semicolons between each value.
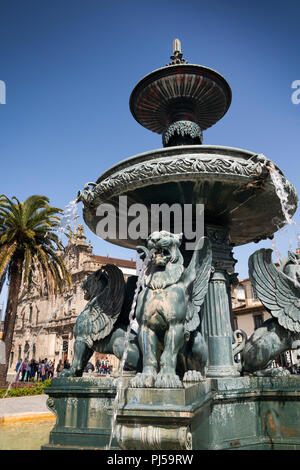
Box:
168;38;187;65
173;38;181;53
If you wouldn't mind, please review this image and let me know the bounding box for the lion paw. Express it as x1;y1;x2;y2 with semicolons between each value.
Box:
154;372;183;389
130;371;157;388
183;370;204;382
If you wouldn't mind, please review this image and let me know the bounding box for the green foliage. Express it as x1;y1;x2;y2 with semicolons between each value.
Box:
0;194;71;296
0;380;52;398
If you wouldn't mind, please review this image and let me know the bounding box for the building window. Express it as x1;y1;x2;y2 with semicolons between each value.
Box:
252;284;258;299
24;342;30;358
236;285;245;301
254;314;263;330
18;345;21;360
32;343;36;359
29;305;33;323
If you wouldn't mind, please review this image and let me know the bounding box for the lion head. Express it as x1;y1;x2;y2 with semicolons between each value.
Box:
145;231;184;289
81;268;108;301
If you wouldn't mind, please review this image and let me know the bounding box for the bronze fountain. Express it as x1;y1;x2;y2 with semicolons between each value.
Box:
43;40;300;450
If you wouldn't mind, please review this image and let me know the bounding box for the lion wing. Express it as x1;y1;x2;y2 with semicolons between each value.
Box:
249;249;300;333
184;238;212;333
86;264;125;347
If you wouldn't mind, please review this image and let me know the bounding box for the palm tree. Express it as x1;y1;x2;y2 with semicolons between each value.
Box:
0;195;71;387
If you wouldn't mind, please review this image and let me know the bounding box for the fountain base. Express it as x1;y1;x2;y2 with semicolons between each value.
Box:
41;376;124;450
43;375;300;450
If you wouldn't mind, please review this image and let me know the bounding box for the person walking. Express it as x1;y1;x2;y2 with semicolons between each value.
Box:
48;361;54;379
25;361;31;382
64;359;70;369
30;359;36;381
20;359;27;382
40;360;46;382
15;358;22;381
56;359;64;375
37;362;41;381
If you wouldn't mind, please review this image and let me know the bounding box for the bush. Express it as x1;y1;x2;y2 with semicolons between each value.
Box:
0;379;52;398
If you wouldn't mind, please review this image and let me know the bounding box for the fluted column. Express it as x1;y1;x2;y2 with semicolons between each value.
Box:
202;225;239;378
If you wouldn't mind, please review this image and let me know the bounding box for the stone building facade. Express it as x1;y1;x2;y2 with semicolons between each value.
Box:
231;277;271;337
8;226;136;374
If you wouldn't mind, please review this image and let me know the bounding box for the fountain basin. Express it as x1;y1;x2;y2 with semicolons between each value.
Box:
42;375;300;450
78;145;297;249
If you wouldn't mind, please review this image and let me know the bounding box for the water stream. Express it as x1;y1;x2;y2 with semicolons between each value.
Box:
269;166;300;268
57;199;79;239
106;250;152;450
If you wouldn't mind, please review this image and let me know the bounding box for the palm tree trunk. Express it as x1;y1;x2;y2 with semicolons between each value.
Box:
0;256;23;387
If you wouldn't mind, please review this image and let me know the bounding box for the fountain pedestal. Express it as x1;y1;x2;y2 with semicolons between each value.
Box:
116;376;300;450
42;376;120;450
43;375;300;450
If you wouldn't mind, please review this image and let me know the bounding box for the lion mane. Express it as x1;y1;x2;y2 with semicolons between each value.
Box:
145;231;184;290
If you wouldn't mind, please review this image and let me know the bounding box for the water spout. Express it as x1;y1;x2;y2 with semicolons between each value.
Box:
58;199;79;239
268;164;300;267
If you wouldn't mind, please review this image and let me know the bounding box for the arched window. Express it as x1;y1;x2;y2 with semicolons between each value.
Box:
24;342;30;358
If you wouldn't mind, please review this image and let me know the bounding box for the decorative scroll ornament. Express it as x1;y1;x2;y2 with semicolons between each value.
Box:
116;424;192;450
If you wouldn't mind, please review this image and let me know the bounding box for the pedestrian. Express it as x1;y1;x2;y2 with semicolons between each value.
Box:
15;358;22;381
96;359;100;374
25;361;31;382
20;359;27;382
56;359;64;375
48;361;54;379
30;359;36;381
37;362;41;381
44;358;50;379
40;360;46;382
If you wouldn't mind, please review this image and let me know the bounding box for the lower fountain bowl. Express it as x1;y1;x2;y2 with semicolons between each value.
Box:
78;145;297;249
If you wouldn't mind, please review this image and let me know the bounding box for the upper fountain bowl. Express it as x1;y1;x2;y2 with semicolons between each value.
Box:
129;63;232;142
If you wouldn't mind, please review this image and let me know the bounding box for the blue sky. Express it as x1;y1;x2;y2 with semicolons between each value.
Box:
0;0;299;294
